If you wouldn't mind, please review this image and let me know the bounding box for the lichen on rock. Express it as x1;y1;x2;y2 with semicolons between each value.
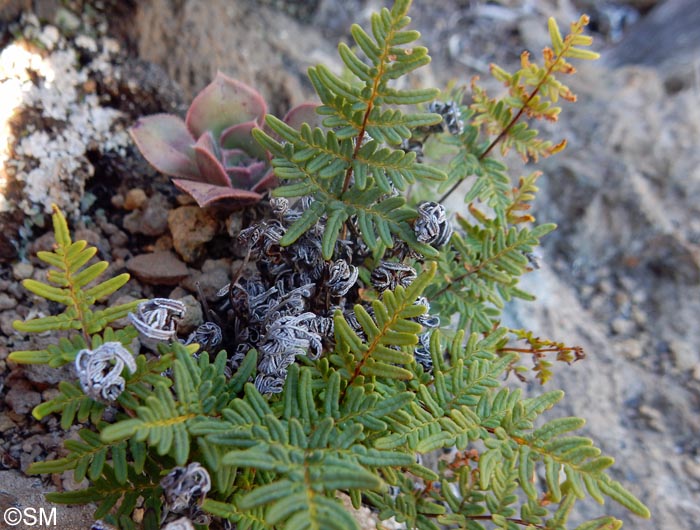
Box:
0;14;130;219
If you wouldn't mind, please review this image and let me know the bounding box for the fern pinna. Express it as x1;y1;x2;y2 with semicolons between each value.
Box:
9;2;650;529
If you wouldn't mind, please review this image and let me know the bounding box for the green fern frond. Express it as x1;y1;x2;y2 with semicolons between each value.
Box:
46;461;164;527
252;0;447;259
29;429;136;485
428;220;554;332
102;343;229;466
331;262;435;383
32;380;105;427
11;205;141;364
256;122;441;260
218;381;415;530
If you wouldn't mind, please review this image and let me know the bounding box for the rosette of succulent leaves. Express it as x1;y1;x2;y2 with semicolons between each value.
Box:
11;2;650;530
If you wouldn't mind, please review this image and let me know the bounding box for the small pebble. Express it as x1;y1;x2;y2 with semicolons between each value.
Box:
12;262;34;281
154;234;173;251
6;382;41;415
124;188;148;210
0;293;17;311
168;206;218;263
42;388;61;401
176;194;196;206
616;338;644;360
111;194;125;209
176;295;204;335
126;251;189;285
693;364;700;381
611;317;635;336
638;405;665;432
109;230;129;249
140;193;171;237
100;221;120;236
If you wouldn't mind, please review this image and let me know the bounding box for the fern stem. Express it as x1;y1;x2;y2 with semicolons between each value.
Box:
340;15;400;239
59;250;93;345
438;45;572;205
467;515;546;529
430;233;527;301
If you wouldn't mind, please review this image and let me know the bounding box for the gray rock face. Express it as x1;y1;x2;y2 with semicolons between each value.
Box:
133;0;339;115
513;59;700;529
0;470;95;529
605;0;700;90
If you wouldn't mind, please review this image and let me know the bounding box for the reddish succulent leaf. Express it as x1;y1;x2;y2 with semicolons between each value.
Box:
251;169;277;192
193;132;231;187
283;103;323;131
172;179;263;208
186;72;266;140
129;115;198;179
227;162;268;189
220;121;269;160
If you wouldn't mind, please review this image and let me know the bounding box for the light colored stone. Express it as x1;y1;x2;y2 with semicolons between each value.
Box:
638;405;666;432
123;188;147;210
616;338;645;360
126;251;189;285
693;364;700;381
168;206;219;263
669;339;698;372
611;317;635;336
0;292;17;310
11;261;34;281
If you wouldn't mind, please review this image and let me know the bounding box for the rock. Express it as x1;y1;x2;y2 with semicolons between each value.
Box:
0;470;95;528
682;457;700;482
122;211;140;234
23;364;74;387
11;262;34;281
616;338;645;360
0;293;17;311
693;364;700;382
28;232;57;255
182;259;230;302
606;0;700;90
176;295;204;335
0;16;132;220
108;229;129;249
42;388;60;402
638;404;666;432
98;219;120;236
140;193;171;236
123;192;171;237
61;471;89;492
168;206;219;263
5;380;41;415
0;414;17;433
154;234;173;251
669;339;698;372
126;251;189;285
0;310;19;337
111;193;125;209
134;0;336;113
611;317;635;336
643;233;700;284
74;228;107;253
124;187;148;210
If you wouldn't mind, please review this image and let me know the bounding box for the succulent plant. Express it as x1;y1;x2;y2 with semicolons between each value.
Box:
130;72;319;208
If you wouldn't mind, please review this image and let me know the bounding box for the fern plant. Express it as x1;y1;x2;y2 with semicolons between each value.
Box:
11;2;650;530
